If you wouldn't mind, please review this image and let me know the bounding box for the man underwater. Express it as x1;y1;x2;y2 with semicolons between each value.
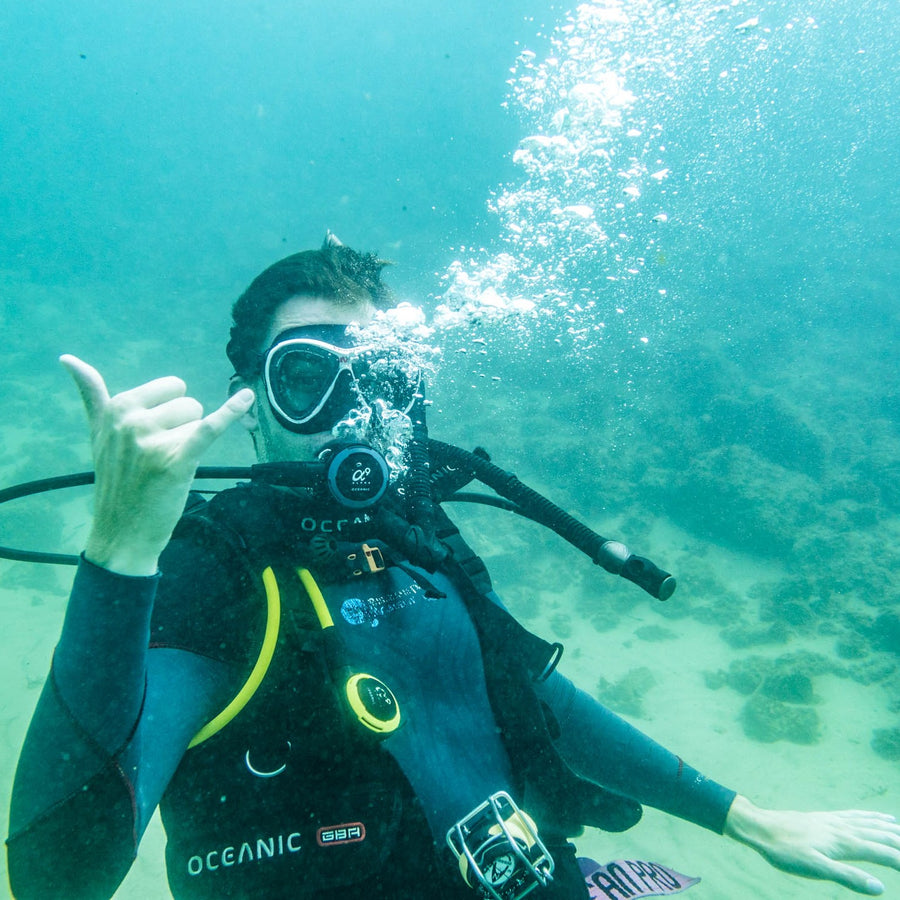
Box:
7;236;900;898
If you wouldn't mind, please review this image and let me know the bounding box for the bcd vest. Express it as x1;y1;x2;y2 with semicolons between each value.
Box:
157;483;641;899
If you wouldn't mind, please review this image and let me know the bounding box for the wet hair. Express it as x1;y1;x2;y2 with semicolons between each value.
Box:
226;234;392;378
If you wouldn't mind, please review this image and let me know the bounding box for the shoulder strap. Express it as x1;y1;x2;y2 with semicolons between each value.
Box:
433;505;643;835
430;503;560;678
431;503;495;597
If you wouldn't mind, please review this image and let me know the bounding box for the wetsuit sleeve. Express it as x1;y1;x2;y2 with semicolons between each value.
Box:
6;556;236;900
535;670;737;834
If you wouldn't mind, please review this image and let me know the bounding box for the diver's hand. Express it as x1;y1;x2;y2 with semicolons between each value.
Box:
61;355;254;577
724;794;900;895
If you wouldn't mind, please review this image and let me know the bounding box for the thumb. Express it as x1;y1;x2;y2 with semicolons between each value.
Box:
60;355;110;428
184;388;256;456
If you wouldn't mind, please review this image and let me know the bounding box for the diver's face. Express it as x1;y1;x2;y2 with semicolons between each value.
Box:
239;296;374;462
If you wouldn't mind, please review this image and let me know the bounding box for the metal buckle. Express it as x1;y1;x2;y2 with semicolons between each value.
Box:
536;642;564;683
446;791;554;900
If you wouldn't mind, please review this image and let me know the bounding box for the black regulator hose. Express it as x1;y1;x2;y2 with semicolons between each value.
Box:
427;440;676;601
0;468;251;565
0;442;675;601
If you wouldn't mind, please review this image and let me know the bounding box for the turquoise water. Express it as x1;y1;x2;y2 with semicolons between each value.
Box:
1;0;898;897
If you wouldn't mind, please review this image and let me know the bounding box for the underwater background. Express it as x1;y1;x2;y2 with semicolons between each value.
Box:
1;0;897;896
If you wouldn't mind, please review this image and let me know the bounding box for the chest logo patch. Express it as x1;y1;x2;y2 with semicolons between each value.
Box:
340;582;424;627
316;822;367;847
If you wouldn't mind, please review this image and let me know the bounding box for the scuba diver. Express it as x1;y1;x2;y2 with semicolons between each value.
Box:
6;235;900;899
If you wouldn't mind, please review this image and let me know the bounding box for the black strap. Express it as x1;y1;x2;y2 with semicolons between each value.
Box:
431;508;643;835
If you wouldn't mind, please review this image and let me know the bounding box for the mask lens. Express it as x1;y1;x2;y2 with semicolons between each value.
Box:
268;344;340;422
264;329;421;434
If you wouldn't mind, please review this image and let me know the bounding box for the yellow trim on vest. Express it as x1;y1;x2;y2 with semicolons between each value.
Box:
188;566;281;748
7;848;17;899
296;566;402;736
297;566;334;629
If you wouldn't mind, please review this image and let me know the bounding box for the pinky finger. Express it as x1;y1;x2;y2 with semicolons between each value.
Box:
819;861;884;896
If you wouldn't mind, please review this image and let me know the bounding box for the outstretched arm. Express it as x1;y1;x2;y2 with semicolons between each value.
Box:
724;794;900;896
536;669;736;832
538;671;900;895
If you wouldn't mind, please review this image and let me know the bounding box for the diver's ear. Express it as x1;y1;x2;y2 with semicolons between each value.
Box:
229;375;258;431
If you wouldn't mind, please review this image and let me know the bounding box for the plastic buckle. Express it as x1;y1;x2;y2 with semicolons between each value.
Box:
362;543;385;573
347;543;386;576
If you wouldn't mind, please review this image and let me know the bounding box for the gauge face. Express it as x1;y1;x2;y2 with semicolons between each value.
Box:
327;445;389;508
484;852;516;886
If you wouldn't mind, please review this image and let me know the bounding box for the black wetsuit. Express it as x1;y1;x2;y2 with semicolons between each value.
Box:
7;488;735;899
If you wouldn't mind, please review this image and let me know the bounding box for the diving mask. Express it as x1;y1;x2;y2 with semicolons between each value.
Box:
262;324;421;434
